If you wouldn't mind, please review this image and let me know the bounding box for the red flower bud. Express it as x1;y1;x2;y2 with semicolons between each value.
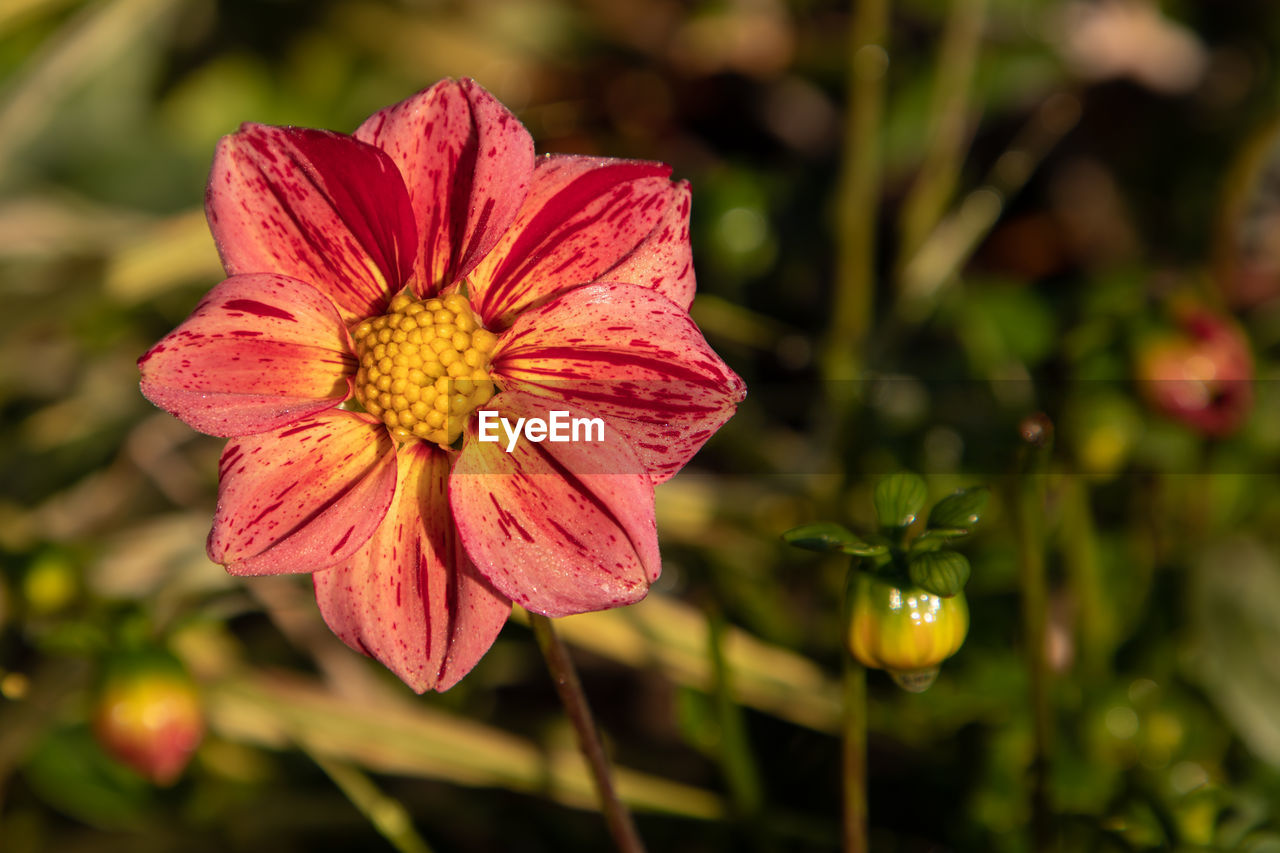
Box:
92;654;203;785
1136;309;1254;437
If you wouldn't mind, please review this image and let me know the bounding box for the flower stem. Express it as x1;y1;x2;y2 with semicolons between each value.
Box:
529;612;647;853
706;606;763;818
842;653;869;853
825;0;889;387
897;92;1081;319
895;0;988;275
1011;414;1054;852
1061;477;1111;679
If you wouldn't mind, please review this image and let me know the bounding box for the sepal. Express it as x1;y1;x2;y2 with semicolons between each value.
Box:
782;522;889;557
927;486;990;529
874;472;928;530
907;549;971;597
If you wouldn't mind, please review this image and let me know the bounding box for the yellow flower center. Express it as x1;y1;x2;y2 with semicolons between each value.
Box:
350;291;497;447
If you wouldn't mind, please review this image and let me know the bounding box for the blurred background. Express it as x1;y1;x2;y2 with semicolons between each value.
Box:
4;0;1280;850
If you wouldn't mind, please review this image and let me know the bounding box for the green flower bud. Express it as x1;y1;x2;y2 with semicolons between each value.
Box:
24;551;78;616
847;570;968;692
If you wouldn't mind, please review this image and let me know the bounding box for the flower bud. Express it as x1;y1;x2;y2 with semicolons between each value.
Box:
92;653;203;785
23;551;78;616
847;570;968;692
1136;308;1253;437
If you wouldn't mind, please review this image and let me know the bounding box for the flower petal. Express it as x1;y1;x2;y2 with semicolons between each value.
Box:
469;154;676;328
450;391;660;618
356;78;535;295
600;180;696;310
139;274;355;437
492;284;746;483
209;412;397;576
206;124;416;323
313;442;511;693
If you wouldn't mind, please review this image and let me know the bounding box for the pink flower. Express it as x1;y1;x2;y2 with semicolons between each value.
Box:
139;79;744;692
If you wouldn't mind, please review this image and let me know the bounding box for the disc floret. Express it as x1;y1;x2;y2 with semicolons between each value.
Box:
351;291;497;447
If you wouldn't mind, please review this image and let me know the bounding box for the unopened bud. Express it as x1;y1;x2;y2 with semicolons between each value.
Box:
92;653;203;785
847;570;968;692
1136;308;1253;437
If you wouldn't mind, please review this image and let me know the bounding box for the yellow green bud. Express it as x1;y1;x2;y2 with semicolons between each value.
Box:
23;551;78;615
847;570;968;692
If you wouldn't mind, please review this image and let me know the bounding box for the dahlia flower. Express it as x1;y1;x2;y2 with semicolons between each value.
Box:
139;79;744;691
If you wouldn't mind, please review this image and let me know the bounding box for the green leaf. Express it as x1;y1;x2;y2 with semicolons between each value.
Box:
910;528;970;552
782;522;887;557
840;541;890;557
1189;538;1280;768
24;727;151;830
927;486;990;529
908;550;971;597
674;686;719;755
873;472;928;529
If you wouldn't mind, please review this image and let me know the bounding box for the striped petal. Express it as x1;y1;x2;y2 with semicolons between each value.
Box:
450;391;660;618
209;412;397;576
206;124;416;324
356;78;535;295
313;442;510;693
469;155;676;329
492;284;746;484
600;180;696;310
139;274;354;437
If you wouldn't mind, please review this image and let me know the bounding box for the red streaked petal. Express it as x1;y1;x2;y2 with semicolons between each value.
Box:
492;284;746;483
600;180;695;310
356;78;535;295
206;124;416;323
313;442;511;693
469;155;676;329
138;274;355;437
450;391;660;618
208;412;396;576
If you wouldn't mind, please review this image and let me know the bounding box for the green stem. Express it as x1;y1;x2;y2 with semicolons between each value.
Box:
308;751;434;853
707;607;763;818
896;0;988;276
1011;414;1054;852
1061;477;1110;679
898;92;1081;320
825;0;889;387
842;653;869;853
529;613;647;853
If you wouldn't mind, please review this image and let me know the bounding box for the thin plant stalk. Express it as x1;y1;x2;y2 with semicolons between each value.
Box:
896;0;988;275
707;607;764;819
529;612;647;853
308;750;435;853
842;652;869;853
898;92;1081;318
1061;477;1112;679
825;0;889;388
1011;414;1054;852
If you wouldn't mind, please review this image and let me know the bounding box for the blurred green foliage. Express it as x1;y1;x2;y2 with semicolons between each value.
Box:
5;0;1280;851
